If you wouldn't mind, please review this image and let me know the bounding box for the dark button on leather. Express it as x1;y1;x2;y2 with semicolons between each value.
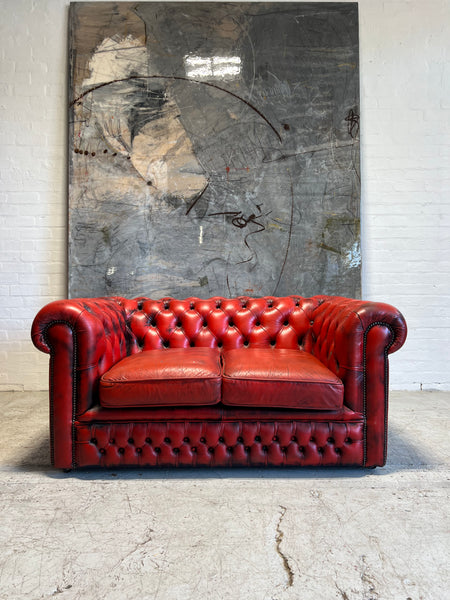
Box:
245;446;251;453
272;436;279;442
109;438;115;445
128;438;134;444
237;436;243;443
281;446;287;453
254;436;261;442
256;321;261;327
291;436;297;442
318;447;324;454
335;447;341;455
191;446;197;453
145;437;152;444
118;448;125;454
227;446;233;453
208;447;214;454
284;320;289;326
99;448;106;454
136;447;142;454
328;437;335;444
91;438;97;445
299;446;305;453
262;445;268;452
164;437;171;444
270;340;276;347
310;437;316;443
345;438;352;444
218;437;225;443
200;437;206;443
173;448;180;454
154;447;161;454
183;437;190;443
244;340;249;347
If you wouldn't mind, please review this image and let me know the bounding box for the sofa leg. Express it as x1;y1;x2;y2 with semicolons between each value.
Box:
63;468;72;473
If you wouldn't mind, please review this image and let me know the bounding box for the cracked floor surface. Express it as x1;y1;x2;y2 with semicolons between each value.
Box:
0;391;449;600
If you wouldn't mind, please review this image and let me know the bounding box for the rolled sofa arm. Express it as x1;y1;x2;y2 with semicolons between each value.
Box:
307;297;407;389
31;297;138;468
306;296;407;467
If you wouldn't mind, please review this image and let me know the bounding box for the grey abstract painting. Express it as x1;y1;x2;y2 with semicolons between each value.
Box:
68;2;360;298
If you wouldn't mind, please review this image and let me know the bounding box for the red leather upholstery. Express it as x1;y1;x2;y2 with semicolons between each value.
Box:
31;297;139;416
76;421;364;468
222;348;343;409
31;294;407;469
100;348;222;407
79;404;363;423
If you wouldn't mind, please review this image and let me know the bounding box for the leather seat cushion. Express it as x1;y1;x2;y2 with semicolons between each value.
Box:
222;348;343;410
100;348;222;407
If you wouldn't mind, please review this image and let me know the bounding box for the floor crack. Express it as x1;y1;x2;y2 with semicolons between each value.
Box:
275;505;294;587
111;526;155;570
359;555;379;598
335;581;350;600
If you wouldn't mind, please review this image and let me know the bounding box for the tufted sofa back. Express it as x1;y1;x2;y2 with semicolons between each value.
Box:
115;294;373;414
32;294;406;422
120;296;323;354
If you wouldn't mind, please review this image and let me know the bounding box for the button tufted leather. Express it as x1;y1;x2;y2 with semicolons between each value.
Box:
128;296;315;352
31;294;407;469
75;421;364;467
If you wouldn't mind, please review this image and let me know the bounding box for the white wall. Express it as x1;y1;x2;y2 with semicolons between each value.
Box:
1;0;449;391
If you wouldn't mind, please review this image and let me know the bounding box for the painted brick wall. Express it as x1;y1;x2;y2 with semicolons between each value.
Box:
1;0;449;391
0;0;67;391
359;0;450;390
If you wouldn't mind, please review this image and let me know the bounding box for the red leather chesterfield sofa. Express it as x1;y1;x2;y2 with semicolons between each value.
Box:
31;295;407;470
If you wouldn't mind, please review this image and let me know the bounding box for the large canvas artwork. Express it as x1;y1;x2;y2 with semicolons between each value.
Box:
68;2;360;298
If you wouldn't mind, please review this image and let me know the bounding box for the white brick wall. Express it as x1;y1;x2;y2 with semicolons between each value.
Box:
1;0;449;391
359;0;450;390
0;0;67;390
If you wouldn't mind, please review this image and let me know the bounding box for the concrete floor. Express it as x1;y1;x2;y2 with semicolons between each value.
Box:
0;391;448;600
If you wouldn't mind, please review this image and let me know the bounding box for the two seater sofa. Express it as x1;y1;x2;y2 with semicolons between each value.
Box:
31;295;407;470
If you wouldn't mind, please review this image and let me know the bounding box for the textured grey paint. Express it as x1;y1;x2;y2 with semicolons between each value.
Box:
68;2;360;299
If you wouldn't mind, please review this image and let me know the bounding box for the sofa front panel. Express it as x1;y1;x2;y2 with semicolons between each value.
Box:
75;420;364;468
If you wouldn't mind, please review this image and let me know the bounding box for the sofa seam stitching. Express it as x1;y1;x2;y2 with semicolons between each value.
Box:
43;319;78;469
363;321;395;467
